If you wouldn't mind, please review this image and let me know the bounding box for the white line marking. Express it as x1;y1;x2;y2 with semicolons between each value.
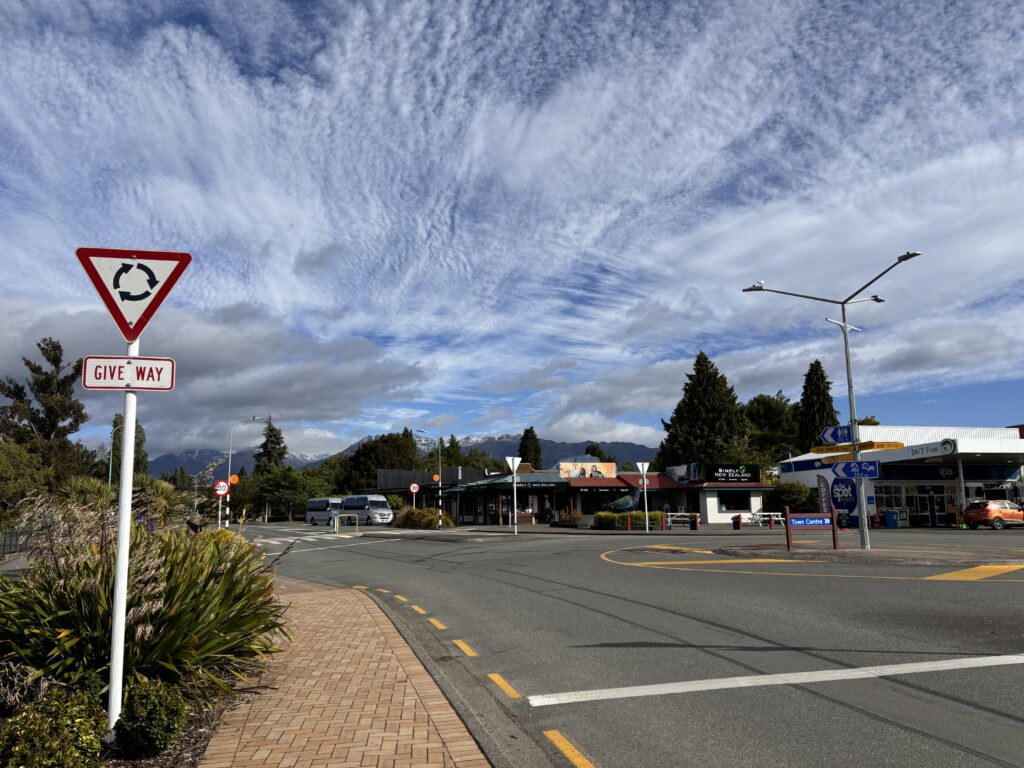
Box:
263;539;402;556
527;654;1024;707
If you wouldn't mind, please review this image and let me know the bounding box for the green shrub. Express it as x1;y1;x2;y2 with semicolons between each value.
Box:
115;678;188;757
0;687;105;768
765;482;816;514
593;512;616;529
0;525;288;693
386;494;403;510
0;662;47;717
394;507;454;529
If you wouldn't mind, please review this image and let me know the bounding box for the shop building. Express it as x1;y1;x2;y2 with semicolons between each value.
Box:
779;425;1024;527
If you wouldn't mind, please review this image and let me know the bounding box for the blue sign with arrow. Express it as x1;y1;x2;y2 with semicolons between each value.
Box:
790;516;832;527
819;425;852;444
831;461;879;479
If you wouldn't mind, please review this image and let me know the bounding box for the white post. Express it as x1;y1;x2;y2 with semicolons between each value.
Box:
217;496;222;528
107;339;138;732
638;461;651;533
506;457;521;536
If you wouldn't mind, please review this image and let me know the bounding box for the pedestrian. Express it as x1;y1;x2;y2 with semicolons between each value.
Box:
663;501;671;528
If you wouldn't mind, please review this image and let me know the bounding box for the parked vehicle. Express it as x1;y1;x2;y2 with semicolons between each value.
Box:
306;498;346;526
342;495;393;525
964;500;1024;530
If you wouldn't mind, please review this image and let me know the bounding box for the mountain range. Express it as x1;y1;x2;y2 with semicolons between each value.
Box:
148;435;657;478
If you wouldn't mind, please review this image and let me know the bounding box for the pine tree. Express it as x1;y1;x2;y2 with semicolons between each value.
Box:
445;435;464;466
517;427;543;469
584;442;613;462
253;419;287;476
796;360;841;452
110;413;149;480
655;351;748;468
0;337;86;445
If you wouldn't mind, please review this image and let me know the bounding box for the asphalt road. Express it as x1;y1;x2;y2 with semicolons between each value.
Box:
240;523;1024;768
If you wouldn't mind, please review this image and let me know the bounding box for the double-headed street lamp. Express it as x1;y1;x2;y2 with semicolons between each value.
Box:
743;251;920;550
416;429;443;529
226;415;269;527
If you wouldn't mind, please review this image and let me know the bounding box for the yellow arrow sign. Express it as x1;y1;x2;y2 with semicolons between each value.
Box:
819;453;857;465
810;444;853;454
811;441;905;455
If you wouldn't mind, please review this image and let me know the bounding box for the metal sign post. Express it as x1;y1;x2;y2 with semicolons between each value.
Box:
637;462;651;533
506;457;522;536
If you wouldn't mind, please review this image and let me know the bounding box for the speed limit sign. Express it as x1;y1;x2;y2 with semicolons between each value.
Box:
409;483;420;494
214;480;230;497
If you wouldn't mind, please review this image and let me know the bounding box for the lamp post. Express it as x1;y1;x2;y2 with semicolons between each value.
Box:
226;415;269;527
743;251;920;550
637;461;651;533
416;430;443;529
107;423;123;486
506;456;522;536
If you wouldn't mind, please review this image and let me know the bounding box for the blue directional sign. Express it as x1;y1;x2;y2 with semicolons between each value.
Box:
789;516;832;527
819;425;852;444
831;460;879;479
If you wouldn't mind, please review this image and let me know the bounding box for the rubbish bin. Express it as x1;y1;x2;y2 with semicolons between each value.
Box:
885;510;899;528
837;511;851;529
732;515;742;530
689;513;699;531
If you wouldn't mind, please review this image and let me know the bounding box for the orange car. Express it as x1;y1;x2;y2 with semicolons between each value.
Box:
964;500;1024;530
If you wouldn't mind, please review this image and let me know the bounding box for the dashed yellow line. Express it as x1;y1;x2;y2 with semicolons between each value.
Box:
375;588;390;593
428;618;447;630
544;730;595;768
394;595;408;602
453;640;478;657
926;565;1024;581
411;605;427;615
488;673;522;700
353;585;368;589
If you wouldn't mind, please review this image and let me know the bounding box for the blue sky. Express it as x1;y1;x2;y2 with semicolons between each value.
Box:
1;0;1022;456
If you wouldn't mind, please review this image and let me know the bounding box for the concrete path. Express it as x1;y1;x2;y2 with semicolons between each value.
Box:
200;577;491;768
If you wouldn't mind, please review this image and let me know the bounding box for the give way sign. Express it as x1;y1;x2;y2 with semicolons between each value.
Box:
76;248;191;342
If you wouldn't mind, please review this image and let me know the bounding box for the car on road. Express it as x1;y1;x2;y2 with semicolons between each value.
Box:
342;494;394;525
964;500;1024;530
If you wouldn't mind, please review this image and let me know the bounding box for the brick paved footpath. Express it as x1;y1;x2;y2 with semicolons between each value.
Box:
200;577;491;768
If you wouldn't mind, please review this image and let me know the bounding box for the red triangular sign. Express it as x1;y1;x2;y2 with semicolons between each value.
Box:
76;248;192;342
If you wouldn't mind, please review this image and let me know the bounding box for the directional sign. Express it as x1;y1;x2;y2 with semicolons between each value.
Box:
76;248;191;342
408;483;420;494
214;480;230;497
819;453;857;465
810;444;853;454
82;355;175;391
789;516;832;527
831;461;879;479
819;425;852;445
858;441;904;451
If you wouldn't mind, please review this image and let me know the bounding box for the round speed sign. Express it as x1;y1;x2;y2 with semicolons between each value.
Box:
214;480;230;497
409;483;420;494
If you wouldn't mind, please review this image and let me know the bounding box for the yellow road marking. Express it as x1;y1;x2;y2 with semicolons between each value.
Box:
488;673;522;700
353;585;368;589
453;640;478;657
428;618;447;630
926;565;1024;581
646;545;715;555
544;730;595;768
376;588;390;593
632;558;799;566
411;605;427;614
394;595;408;602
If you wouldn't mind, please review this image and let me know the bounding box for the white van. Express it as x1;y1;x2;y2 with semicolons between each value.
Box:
306;498;345;526
342;494;393;525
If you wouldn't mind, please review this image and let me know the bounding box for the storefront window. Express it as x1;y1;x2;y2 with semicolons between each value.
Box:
875;484;904;510
718;490;751;512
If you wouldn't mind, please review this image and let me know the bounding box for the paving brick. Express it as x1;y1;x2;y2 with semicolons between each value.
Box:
199;579;490;768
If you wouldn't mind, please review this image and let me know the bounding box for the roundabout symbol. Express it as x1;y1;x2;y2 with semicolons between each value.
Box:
113;262;159;301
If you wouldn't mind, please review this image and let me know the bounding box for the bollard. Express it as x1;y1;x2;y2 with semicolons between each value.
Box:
627;513;632;532
661;514;666;531
768;514;774;530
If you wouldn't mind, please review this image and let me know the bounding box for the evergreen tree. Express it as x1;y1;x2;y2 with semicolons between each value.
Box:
859;415;880;426
110;413;149;480
445;434;464;466
349;431;420;489
655;351;748;468
517;427;543;469
253;419;287;476
583;442;613;463
796;360;841;452
743;391;800;462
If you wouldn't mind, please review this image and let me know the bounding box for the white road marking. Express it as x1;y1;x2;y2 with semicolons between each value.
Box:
263;539;400;555
527;654;1024;707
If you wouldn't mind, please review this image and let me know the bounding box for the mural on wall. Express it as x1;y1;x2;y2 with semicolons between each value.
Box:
558;462;617;479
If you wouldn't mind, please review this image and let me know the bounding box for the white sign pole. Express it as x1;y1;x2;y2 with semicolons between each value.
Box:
638;461;650;533
506;457;522;536
107;339;138;732
217;496;223;527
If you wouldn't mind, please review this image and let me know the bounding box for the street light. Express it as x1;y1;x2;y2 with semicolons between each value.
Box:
506;456;522;536
742;251;920;550
416;429;443;529
637;461;651;533
226;415;269;527
107;423;123;486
